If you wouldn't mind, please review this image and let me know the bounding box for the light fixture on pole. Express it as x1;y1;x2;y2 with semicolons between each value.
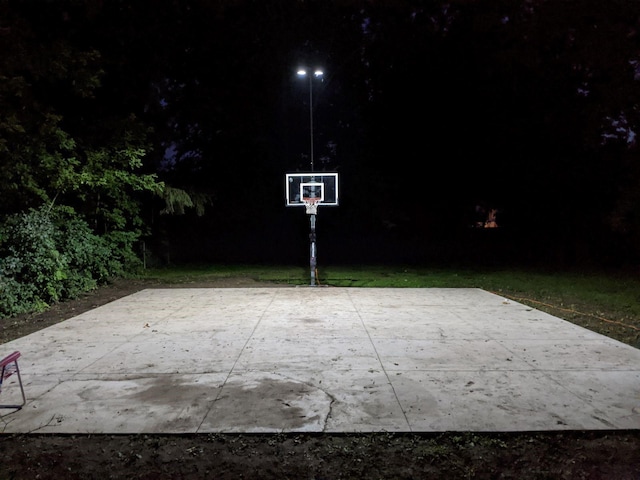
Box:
297;68;323;171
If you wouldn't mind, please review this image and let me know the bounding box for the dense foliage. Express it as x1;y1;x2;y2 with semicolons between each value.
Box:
0;206;139;317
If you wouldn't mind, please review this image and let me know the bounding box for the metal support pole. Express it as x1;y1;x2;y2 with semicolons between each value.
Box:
309;75;314;172
309;213;317;286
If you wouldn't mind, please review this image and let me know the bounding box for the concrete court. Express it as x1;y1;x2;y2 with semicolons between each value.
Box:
1;287;639;434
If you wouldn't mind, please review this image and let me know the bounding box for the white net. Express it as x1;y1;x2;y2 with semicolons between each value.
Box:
303;198;319;215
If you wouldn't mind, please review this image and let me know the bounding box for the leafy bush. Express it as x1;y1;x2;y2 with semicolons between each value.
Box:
102;229;144;276
0;207;65;315
0;205;143;318
0;270;43;316
53;210;112;298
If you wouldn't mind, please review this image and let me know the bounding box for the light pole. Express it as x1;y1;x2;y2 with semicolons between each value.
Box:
297;68;323;171
297;67;323;286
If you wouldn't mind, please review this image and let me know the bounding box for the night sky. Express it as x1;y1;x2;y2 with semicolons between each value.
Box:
2;1;639;268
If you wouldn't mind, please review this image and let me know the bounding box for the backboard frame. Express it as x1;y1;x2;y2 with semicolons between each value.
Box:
285;172;339;207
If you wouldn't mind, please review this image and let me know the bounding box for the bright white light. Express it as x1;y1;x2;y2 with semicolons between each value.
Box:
297;68;324;78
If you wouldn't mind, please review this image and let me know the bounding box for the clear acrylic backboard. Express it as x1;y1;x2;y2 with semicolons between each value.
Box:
285;172;339;207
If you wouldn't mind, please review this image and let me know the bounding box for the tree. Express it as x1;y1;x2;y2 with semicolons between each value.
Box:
0;1;164;236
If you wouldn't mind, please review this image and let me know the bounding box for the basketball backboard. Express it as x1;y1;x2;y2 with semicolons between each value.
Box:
285;172;339;207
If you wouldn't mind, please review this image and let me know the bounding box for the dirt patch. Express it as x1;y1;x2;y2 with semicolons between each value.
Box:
1;277;640;479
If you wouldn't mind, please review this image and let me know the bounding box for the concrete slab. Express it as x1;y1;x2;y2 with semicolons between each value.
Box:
1;287;639;434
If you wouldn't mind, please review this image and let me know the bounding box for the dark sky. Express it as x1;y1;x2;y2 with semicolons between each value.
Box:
3;0;640;267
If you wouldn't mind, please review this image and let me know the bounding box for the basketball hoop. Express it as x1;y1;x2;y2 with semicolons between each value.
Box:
303;197;320;215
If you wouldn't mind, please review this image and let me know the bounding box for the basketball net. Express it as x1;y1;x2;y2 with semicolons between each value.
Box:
303;197;320;215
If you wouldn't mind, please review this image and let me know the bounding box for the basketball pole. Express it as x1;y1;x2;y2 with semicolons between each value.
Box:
309;213;317;286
